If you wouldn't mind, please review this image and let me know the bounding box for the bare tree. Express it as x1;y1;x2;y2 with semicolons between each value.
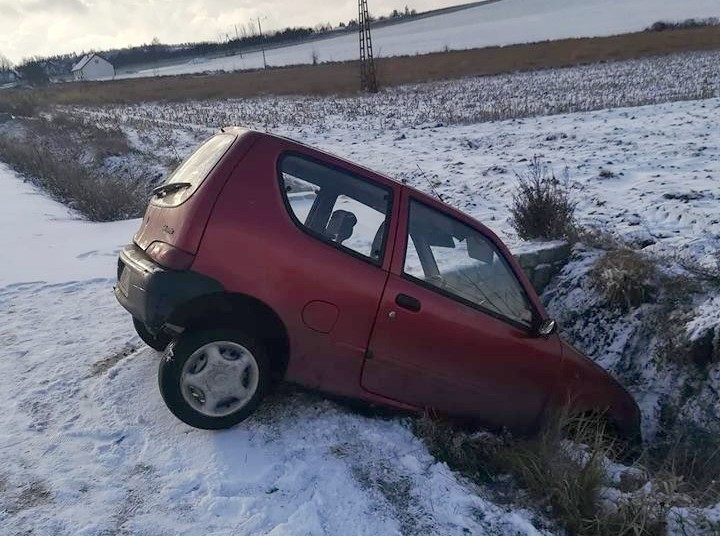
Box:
0;52;12;71
246;20;258;37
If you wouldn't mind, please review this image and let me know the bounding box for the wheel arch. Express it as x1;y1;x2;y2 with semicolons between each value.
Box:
166;291;290;383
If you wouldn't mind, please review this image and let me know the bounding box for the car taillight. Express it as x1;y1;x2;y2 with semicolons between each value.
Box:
146;241;195;270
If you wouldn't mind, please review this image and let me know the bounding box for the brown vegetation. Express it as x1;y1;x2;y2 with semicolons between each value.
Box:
2;26;719;107
0;114;148;221
510;157;577;241
590;250;659;312
414;410;720;535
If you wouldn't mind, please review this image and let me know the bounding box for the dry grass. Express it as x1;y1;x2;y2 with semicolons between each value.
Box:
674;251;720;288
510;157;577;241
43;112;130;161
2;26;719;107
0;114;148;221
414;410;719;535
0;92;40;116
643;426;720;509
1;480;53;515
573;227;628;251
590;250;658;312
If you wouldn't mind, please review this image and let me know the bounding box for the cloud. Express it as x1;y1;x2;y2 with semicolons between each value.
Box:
0;3;19;17
3;0;88;15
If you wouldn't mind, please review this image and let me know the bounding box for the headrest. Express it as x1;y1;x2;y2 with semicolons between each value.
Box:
326;210;357;244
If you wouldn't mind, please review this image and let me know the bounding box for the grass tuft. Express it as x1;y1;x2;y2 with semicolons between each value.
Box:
589;249;658;312
412;409;720;535
510;157;577;241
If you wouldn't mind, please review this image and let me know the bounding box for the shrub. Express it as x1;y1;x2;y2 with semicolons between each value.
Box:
510;157;577;240
590;249;658;311
0;136;148;221
413;411;677;536
0;111;144;221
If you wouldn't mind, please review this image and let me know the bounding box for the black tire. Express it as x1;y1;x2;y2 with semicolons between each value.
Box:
133;317;172;351
158;328;270;429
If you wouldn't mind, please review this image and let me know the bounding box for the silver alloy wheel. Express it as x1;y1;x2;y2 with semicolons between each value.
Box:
179;340;260;418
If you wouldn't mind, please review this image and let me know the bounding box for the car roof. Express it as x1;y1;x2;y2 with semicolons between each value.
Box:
224;126;405;186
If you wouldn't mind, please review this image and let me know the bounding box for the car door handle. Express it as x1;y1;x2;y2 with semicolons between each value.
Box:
395;293;421;312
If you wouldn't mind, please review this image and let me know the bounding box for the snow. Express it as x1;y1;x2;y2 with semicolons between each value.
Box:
0;165;548;534
686;294;720;341
77;50;720;442
115;0;720;79
0;172;137;287
5;47;720;531
95;92;720;264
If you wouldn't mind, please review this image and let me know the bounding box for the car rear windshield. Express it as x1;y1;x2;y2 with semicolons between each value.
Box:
153;133;236;206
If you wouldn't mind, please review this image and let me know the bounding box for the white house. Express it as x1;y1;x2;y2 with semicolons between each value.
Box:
71;54;115;81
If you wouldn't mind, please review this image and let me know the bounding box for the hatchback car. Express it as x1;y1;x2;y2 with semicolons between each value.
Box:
115;128;640;441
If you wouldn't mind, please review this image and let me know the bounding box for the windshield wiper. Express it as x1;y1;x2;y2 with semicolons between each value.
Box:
151;182;192;198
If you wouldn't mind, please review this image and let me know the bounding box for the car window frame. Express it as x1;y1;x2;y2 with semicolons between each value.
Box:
401;197;540;332
276;151;394;268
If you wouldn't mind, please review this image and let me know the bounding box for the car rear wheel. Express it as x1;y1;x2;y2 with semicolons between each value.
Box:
158;328;269;429
133;317;172;351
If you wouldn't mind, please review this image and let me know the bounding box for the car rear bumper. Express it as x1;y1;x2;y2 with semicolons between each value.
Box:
114;244;223;333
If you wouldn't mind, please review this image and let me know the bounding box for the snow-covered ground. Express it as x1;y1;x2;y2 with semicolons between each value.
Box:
4;48;720;532
81;74;720;439
0;166;548;534
115;0;720;79
89;75;720;267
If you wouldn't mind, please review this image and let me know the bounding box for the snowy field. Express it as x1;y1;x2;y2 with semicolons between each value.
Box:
115;0;720;79
3;99;720;534
89;53;720;268
3;49;720;532
87;51;720;439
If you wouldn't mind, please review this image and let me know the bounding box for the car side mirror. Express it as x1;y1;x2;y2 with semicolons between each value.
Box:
538;319;557;337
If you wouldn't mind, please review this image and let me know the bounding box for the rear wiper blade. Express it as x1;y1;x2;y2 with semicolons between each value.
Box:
151;182;192;197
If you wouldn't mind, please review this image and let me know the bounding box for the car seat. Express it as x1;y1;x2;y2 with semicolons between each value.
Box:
325;210;357;244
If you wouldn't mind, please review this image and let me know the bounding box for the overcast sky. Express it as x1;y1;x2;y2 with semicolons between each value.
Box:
0;0;463;63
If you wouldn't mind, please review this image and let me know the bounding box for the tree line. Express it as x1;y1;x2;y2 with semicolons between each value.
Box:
2;5;420;85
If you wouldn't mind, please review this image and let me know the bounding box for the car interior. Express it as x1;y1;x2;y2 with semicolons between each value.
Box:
407;202;533;326
280;155;391;261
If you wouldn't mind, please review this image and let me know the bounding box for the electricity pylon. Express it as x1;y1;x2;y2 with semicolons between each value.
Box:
358;0;378;93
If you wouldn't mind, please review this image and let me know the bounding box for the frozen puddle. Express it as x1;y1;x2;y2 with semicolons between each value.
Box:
0;165;547;534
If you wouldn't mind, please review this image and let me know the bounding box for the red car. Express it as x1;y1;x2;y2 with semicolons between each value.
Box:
115;128;640;441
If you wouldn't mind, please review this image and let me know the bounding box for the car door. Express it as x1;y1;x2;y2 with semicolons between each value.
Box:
361;191;563;432
269;150;399;396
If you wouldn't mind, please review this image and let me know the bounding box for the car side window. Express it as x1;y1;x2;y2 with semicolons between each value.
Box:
279;154;392;263
403;200;534;327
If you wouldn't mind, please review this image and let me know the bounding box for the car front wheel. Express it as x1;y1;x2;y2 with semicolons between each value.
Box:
158;328;269;429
